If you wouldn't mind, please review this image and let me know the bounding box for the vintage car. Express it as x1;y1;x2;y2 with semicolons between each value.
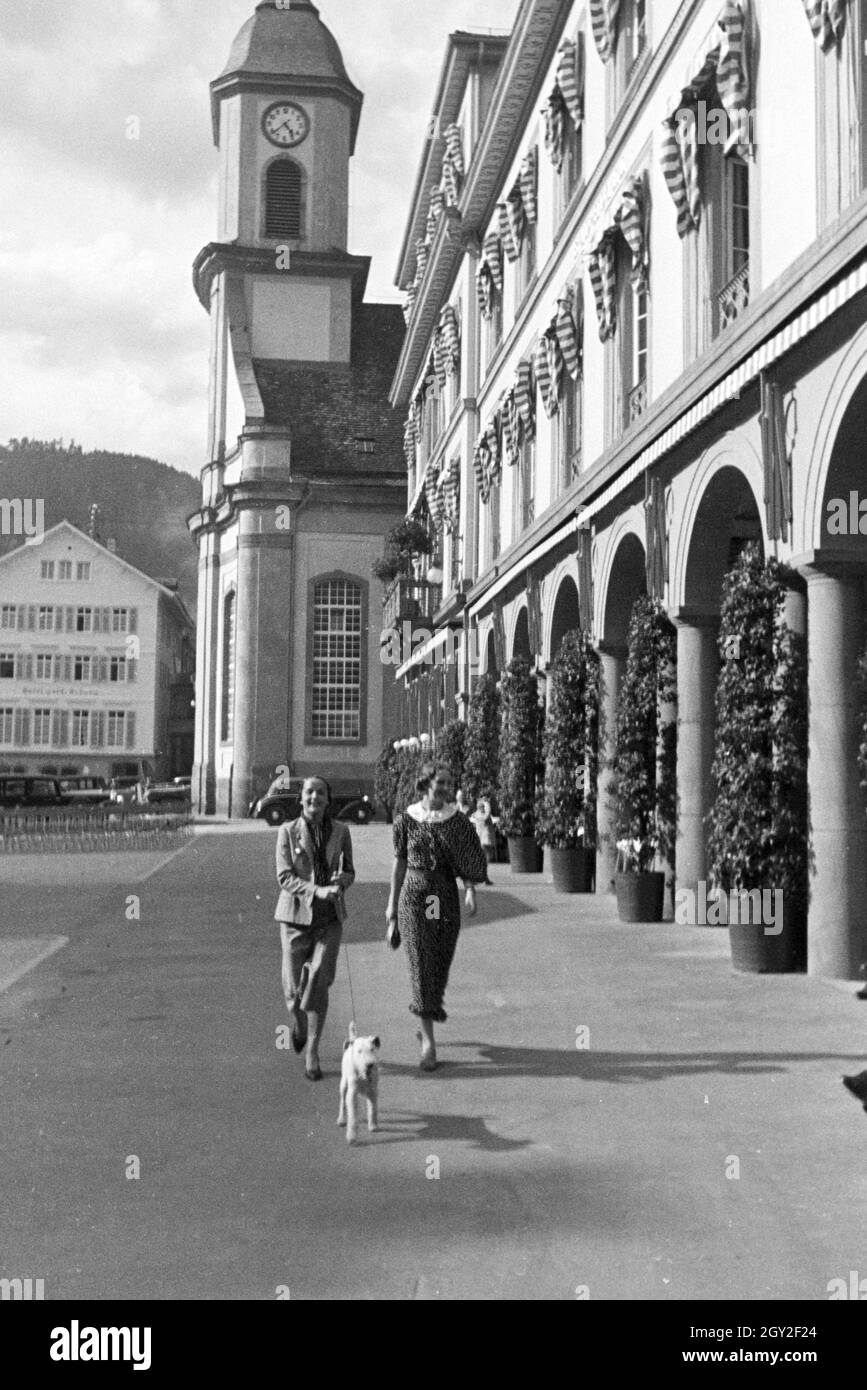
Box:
58;776;112;805
0;776;71;810
141;782;192;808
248;777;374;827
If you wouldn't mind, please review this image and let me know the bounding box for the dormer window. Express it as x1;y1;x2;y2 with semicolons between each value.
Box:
265;158;303;239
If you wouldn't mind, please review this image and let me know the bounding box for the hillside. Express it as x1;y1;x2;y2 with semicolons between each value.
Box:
0;439;200;615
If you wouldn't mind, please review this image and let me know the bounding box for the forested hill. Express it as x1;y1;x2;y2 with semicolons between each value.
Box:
0;439;200;615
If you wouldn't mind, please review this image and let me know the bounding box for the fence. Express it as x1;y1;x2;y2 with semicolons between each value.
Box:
0;807;194;854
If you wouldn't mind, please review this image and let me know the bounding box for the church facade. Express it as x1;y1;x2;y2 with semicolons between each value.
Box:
188;0;405;817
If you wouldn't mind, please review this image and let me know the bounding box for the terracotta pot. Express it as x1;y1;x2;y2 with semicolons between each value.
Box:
549;846;595;893
615;871;665;922
507;835;543;873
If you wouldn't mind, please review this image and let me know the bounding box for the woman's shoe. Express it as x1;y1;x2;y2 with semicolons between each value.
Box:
305;1066;323;1081
416;1029;438;1071
291;1023;307;1054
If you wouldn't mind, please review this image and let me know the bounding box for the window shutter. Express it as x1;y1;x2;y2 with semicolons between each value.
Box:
14;654;23;679
19;710;30;745
125;711;136;749
27;606;37;631
63;655;72;681
25;655;33;680
128;608;138;635
98;656;108;682
93;711;105;747
16;607;25;630
65;607;75;632
58;710;69;746
13;709;23;743
127;658;137;683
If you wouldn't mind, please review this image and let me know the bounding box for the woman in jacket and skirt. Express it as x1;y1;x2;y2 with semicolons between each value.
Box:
386;764;488;1070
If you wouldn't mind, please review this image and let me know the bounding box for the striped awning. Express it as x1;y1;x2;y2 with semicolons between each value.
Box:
476;230;503;319
403;415;417;469
499;200;519;263
439;304;461;377
543;91;568;173
425;456;443;531
514;359;536;442
587;173;648;341
802;0;849;49
520;148;538;225
414;237;430;288
535;334;554;418
588;229;618;342
556;37;585;129
716;0;751;159
589;0;621;64
660;47;719;237
443;455;461;533
556;282;582;380
442;123;465;207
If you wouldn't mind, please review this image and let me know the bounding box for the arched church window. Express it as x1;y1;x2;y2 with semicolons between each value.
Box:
221;590;236;743
310;578;364;742
265;159;303;239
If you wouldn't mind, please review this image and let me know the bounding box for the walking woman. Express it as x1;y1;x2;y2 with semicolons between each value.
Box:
386;764;488;1069
275;776;355;1080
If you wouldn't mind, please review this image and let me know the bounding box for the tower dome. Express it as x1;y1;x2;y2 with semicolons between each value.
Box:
211;0;362;150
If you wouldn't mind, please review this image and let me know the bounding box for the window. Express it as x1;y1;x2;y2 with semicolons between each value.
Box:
33;709;52;745
76;562;91;581
553;374;583;495
1;607;16;630
41;561;54;580
0;708;14;742
486;480;501;566
110;657;127;683
107;712;126;748
36;654;53;680
717;157;750;332
631;283;649;416
38;606;54;631
0;652;14;679
221;591;236;743
482;294;504;375
73;656;92;682
76;608;92;633
112;608;128;633
609;0;648;117
71;710;90;747
311;579;362;741
516;221;537;303
265;158;303;239
557;122;583;223
607;235;650;439
58;560;72;580
516;437;536;535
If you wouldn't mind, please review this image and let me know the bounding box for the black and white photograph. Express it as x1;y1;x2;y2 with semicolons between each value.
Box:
2;0;867;1334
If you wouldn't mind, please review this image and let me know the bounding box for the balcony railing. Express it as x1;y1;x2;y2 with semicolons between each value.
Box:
628;377;648;424
718;260;750;331
382;577;442;634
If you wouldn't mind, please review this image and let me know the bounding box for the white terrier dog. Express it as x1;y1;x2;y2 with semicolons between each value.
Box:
337;1021;380;1145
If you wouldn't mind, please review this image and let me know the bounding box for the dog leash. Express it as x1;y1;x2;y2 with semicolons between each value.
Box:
342;940;359;1027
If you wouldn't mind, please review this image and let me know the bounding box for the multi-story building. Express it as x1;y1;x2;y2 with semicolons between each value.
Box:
390;0;867;979
0;521;195;781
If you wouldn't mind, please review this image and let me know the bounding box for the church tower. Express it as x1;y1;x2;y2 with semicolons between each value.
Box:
189;0;405;816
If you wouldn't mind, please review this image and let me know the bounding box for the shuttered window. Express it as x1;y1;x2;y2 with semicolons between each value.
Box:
265;159;303;239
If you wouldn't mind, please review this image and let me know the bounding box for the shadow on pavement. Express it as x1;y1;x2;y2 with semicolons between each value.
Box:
369;1110;533;1151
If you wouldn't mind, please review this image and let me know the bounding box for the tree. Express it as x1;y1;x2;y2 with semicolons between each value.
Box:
536;630;599;850
464;673;500;808
498;657;542;839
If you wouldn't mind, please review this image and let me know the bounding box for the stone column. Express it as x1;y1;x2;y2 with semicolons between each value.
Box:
800;562;867;978
672;613;719;897
596;643;625;894
192;539;220;816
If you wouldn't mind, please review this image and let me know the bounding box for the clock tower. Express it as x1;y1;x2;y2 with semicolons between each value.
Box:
188;0;405;817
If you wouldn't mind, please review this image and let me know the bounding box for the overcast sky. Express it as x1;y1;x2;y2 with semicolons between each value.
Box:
0;0;518;475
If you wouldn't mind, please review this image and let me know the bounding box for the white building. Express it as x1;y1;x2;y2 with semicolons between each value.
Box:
390;0;867;979
0;521;195;780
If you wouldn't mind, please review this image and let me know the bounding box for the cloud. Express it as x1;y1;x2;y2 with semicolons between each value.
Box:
0;0;520;472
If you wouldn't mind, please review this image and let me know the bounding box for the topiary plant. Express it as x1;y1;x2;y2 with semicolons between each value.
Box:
611;594;677;871
706;544;807;901
536;629;599;850
394;739;426;815
498;657;542;839
464;672;501;809
373;741;400;822
434;719;467;791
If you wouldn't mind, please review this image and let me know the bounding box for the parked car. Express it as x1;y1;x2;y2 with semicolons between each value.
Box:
58;776;112;805
248;778;374;827
172;776;192;788
141;783;192;808
109;776;144;806
0;776;70;810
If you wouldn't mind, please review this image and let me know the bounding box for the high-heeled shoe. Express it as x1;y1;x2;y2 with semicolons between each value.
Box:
416;1030;437;1071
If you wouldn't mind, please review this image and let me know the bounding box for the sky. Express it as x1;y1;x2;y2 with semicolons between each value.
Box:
0;0;519;476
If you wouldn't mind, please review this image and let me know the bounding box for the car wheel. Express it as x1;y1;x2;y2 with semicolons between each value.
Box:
265;805;286;826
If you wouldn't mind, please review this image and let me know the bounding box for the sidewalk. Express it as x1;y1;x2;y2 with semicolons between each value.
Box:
1;823;865;1301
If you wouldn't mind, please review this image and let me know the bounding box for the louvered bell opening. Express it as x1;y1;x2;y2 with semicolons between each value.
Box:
265;161;302;239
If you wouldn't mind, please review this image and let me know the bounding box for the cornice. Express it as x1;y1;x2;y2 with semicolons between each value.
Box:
193;241;370;309
209;72;363;152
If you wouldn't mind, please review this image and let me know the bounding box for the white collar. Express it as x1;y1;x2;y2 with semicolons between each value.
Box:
406;801;458;824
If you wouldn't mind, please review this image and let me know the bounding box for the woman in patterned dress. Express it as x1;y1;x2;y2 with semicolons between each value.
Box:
386;764;488;1070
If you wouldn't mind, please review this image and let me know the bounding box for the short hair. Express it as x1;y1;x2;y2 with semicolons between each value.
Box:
301;775;332;804
415;763;455;796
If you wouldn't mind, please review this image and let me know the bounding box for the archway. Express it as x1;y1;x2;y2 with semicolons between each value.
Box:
548;574;580;662
511;606;531;662
683;465;763;616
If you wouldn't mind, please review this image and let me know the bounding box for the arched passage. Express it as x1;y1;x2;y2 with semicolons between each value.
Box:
548;574;580;662
683;465;763;616
512;606;531;662
484;628;496;675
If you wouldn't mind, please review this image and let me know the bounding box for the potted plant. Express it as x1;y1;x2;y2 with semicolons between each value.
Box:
464;673;500;807
435;719;467;790
371;517;433;586
611;595;677;921
394;738;426;815
706;545;808;972
536;630;599;892
499;657;543;872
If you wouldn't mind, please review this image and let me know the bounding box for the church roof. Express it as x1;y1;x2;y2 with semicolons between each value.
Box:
254;304;407;478
218;1;358;90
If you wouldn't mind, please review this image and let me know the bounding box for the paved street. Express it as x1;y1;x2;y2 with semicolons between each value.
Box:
1;824;865;1302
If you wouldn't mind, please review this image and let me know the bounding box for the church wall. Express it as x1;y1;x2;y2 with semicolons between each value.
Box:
218;96;242;242
245;275;351;362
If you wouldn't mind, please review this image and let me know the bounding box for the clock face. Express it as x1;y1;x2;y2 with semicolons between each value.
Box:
262;101;310;148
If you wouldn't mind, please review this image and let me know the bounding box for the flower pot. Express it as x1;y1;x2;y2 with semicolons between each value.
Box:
727;893;807;974
549;846;595;893
507;835;543;873
615;871;665;922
